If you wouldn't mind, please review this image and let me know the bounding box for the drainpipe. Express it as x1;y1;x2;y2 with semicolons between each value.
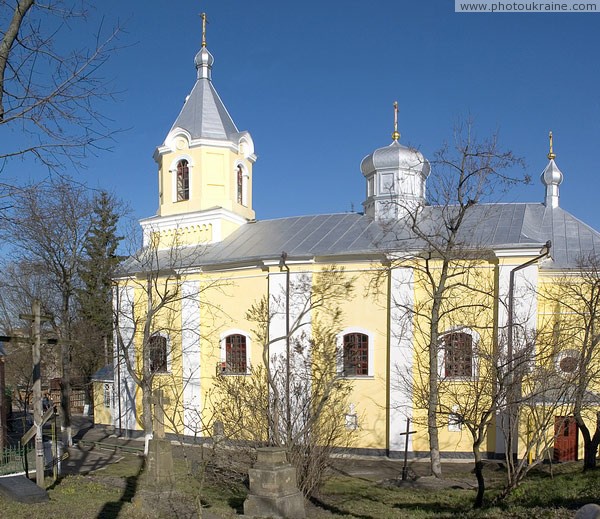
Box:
279;252;291;446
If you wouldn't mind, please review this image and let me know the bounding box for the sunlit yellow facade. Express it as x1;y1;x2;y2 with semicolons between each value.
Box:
93;33;600;463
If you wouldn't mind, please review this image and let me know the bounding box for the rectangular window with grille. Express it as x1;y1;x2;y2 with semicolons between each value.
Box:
444;332;473;378
150;334;168;373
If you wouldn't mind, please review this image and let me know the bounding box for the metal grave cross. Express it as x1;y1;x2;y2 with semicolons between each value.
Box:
399;417;417;481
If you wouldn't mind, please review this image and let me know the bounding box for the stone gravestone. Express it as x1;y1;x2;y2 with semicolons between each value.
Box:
576;504;600;519
244;447;305;519
145;389;174;487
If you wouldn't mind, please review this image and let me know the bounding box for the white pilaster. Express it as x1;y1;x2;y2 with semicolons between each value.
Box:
181;281;201;437
114;286;137;432
389;267;414;453
268;271;313;436
496;260;539;455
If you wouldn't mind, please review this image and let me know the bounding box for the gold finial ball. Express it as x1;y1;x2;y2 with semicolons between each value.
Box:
392;130;400;142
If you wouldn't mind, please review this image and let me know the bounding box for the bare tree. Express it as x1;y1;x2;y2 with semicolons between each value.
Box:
383;122;527;478
0;260;58;415
0;0;121;172
113;234;226;454
210;266;356;496
537;253;600;470
0;177;95;445
498;360;574;499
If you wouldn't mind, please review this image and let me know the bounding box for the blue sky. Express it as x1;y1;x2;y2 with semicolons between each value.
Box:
7;1;600;231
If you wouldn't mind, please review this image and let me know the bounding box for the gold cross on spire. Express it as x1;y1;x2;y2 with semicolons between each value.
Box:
392;101;400;142
548;130;556;160
201;12;208;48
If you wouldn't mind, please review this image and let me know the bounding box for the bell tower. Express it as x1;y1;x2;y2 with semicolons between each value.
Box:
141;13;256;249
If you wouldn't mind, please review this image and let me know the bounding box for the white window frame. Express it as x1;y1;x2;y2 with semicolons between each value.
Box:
336;327;375;378
219;329;251;375
438;327;480;380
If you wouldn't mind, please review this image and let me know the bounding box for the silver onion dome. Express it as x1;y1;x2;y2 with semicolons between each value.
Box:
360;140;430;178
195;47;214;80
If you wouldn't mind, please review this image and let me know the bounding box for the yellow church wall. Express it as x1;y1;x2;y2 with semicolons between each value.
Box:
204;151;227;207
528;274;600;462
196;268;269;436
329;263;389;450
92;381;112;426
157;143;255;222
182;262;393;451
408;258;499;455
114;277;188;434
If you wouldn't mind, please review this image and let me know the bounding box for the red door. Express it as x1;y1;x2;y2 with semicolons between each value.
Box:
554;416;578;462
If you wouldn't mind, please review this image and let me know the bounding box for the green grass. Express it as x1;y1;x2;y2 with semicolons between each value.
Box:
1;455;599;518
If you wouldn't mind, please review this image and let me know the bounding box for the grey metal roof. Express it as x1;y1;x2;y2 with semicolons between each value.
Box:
91;364;114;382
167;78;238;142
120;203;600;276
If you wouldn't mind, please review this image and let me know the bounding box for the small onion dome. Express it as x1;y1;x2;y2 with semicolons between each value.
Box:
540;158;563;208
360;141;430;178
195;47;214;79
540;159;563;187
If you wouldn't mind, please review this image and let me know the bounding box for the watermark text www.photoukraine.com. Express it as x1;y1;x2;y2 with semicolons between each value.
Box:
455;0;599;12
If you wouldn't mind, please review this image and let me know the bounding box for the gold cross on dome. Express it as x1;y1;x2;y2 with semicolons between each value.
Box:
548;130;556;160
200;12;208;48
392;101;400;142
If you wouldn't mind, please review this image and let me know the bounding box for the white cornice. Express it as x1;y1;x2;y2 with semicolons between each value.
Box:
494;246;548;258
140;207;247;246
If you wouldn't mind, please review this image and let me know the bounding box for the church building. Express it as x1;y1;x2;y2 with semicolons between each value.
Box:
93;19;600;463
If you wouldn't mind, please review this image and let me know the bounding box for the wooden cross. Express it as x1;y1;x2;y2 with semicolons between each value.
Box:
153;389;170;439
2;301;54;487
399;417;416;481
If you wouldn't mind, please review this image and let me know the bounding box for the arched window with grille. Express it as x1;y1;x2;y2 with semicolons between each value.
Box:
343;332;369;376
237;165;243;205
443;331;473;378
224;333;247;374
177;159;190;201
150;334;168;373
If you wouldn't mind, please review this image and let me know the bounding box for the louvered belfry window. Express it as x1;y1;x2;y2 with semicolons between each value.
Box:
177;159;190;201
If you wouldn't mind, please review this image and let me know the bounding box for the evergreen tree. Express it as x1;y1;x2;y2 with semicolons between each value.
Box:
77;191;123;368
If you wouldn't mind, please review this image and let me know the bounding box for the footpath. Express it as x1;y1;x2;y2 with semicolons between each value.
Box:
68;415;477;484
